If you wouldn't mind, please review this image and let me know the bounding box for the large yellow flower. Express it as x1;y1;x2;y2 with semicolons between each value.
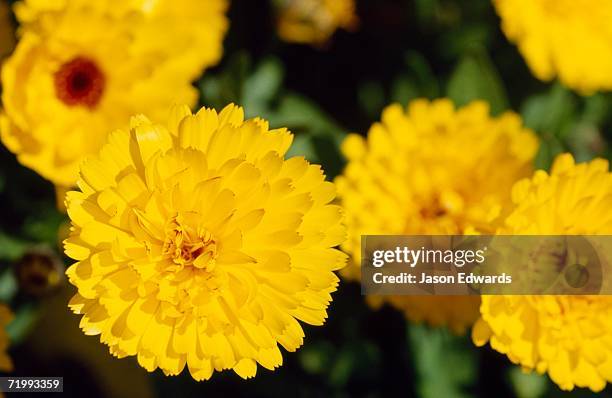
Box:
1;0;228;188
276;0;358;45
473;154;612;392
494;0;612;93
64;104;347;380
336;99;538;333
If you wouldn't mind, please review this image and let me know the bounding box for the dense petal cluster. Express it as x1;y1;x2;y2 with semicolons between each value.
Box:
64;104;347;380
473;154;612;392
336;99;538;333
493;0;612;93
0;304;13;372
0;0;228;187
276;0;358;44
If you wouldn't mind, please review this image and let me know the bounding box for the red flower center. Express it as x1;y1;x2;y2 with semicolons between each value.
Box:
54;57;105;109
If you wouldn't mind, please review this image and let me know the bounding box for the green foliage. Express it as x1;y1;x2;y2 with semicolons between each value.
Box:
409;325;477;398
521;84;610;169
5;302;38;345
447;47;508;115
509;368;548;398
0;233;28;262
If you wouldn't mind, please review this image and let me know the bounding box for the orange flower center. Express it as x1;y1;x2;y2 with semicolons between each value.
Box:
54;57;105;108
162;213;217;271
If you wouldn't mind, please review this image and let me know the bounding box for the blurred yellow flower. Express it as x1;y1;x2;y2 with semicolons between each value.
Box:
0;0;15;60
494;0;612;94
276;0;358;44
473;154;612;392
0;0;228;188
369;295;483;334
336;99;538;333
0;304;13;372
64;104;347;380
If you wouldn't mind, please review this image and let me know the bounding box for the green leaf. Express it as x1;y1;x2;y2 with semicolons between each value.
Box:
391;52;439;105
23;208;65;248
358;81;386;119
534;134;565;171
520;83;576;136
268;95;346;178
403;51;440;99
329;347;354;388
442;25;491;59
270;94;345;142
409;324;477;398
391;75;420;105
565;123;605;163
0;232;28;261
414;0;439;26
311;135;344;179
508;367;547;398
198;52;252;108
242;57;284;117
6;303;39;345
298;341;334;375
286;134;318;163
0;269;17;302
447;48;508;115
199;77;223;108
582;94;609;125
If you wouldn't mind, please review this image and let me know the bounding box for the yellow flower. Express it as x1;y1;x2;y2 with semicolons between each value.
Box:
64;104;347;380
493;0;612;94
0;304;13;372
369;295;482;334
276;0;358;45
1;0;228;188
0;0;15;60
336;99;538;333
473;154;612;392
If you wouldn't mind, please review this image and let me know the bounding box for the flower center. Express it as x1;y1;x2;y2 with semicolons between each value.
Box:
419;203;447;220
407;191;466;234
54;57;105;108
162;213;217;271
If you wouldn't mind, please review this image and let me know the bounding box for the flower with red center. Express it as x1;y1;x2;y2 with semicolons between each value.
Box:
0;0;228;188
54;57;105;108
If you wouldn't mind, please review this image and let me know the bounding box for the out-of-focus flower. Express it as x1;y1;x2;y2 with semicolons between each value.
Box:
493;0;612;94
369;295;483;334
336;99;538;333
473;154;612;392
0;0;228;188
64;104;347;380
0;304;13;372
275;0;358;45
15;246;64;297
0;0;15;61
